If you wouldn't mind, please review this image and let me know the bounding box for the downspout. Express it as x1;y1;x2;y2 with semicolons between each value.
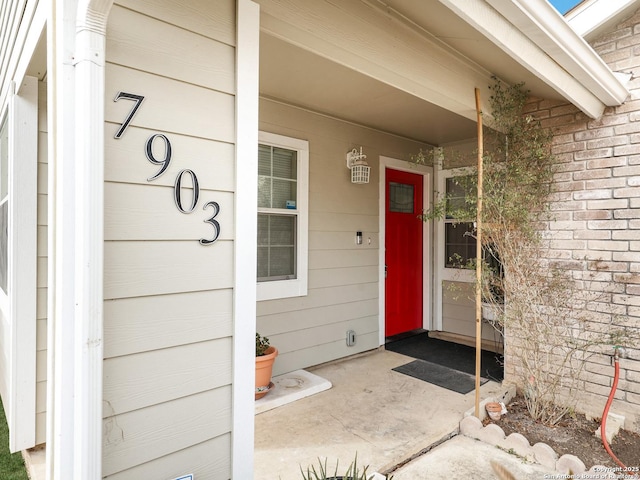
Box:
73;1;113;478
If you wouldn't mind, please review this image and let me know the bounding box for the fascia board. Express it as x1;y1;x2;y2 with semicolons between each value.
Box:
566;0;638;40
489;0;629;107
439;0;608;118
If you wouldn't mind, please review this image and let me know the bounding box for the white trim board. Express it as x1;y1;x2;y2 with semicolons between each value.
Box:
233;1;260;478
1;76;38;453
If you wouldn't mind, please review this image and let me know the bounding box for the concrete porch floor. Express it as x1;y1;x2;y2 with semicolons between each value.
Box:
254;348;507;480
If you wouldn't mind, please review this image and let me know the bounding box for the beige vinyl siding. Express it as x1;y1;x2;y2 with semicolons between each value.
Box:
258;99;430;375
35;79;46;445
103;1;235;478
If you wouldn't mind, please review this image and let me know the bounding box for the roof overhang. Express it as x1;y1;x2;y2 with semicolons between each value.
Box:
566;0;640;42
257;0;630;146
440;0;629;117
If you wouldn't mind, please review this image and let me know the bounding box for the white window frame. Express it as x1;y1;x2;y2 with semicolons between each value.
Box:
0;77;38;452
257;131;309;301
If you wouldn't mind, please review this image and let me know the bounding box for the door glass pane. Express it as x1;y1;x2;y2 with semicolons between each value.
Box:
389;182;414;213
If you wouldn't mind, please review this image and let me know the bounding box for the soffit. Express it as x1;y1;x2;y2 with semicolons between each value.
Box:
382;0;567;102
258;0;608;146
260;33;478;146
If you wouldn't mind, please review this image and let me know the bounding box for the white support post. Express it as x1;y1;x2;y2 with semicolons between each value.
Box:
233;0;260;478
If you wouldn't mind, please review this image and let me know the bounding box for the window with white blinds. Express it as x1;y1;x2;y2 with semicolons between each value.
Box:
257;132;308;301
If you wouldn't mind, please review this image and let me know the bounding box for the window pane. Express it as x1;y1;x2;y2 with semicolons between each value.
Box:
269;215;295;245
258;176;271;208
269;247;295;277
272;179;296;209
257;246;269;278
0;202;6;293
257;213;296;281
389;182;414;213
258;144;298;209
257;214;269;246
258;144;272;176
445;222;475;268
272;147;296;180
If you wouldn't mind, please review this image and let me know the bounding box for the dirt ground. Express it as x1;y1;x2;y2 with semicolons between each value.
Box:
486;395;640;471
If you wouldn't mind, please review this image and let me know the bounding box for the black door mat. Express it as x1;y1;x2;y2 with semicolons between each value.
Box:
393;359;488;394
386;332;504;382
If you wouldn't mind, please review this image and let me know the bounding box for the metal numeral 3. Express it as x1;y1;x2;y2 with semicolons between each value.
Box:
200;201;221;245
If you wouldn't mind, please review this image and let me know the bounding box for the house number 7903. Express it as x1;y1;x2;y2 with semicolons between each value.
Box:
113;91;220;245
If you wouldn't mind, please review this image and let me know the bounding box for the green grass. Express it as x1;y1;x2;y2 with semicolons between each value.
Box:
0;398;30;480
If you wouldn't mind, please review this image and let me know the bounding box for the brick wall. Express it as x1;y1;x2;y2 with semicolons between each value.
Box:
511;8;640;429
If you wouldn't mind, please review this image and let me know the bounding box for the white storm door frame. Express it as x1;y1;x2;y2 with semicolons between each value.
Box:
433;165;475;331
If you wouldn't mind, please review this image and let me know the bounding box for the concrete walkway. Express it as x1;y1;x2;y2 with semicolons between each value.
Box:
254;348;510;480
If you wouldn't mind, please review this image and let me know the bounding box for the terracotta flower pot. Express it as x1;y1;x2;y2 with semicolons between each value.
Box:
485;402;502;421
255;346;278;400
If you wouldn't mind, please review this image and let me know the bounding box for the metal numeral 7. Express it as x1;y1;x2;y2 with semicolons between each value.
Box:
113;92;145;138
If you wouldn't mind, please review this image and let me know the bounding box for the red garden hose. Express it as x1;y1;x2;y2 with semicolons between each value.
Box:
600;348;638;477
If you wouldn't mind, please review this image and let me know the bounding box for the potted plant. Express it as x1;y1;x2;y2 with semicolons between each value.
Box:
255;333;278;400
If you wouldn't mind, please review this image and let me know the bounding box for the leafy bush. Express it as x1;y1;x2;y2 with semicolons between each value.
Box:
256;333;271;356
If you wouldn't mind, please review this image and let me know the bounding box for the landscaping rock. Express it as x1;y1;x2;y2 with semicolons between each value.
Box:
459;415;483;435
532;442;558;469
556;454;586;475
595;412;625;444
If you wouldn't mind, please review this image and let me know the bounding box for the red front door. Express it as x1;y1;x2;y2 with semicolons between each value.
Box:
385;168;423;337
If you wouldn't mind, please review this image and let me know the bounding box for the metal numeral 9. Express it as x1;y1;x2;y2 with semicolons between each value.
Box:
146;134;172;181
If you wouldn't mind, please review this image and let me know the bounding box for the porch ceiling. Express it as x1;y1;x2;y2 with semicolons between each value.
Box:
258;0;626;146
259;33;479;146
258;0;572;147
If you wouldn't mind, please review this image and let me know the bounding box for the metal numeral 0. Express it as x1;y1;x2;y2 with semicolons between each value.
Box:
174;169;200;214
145;134;172;181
